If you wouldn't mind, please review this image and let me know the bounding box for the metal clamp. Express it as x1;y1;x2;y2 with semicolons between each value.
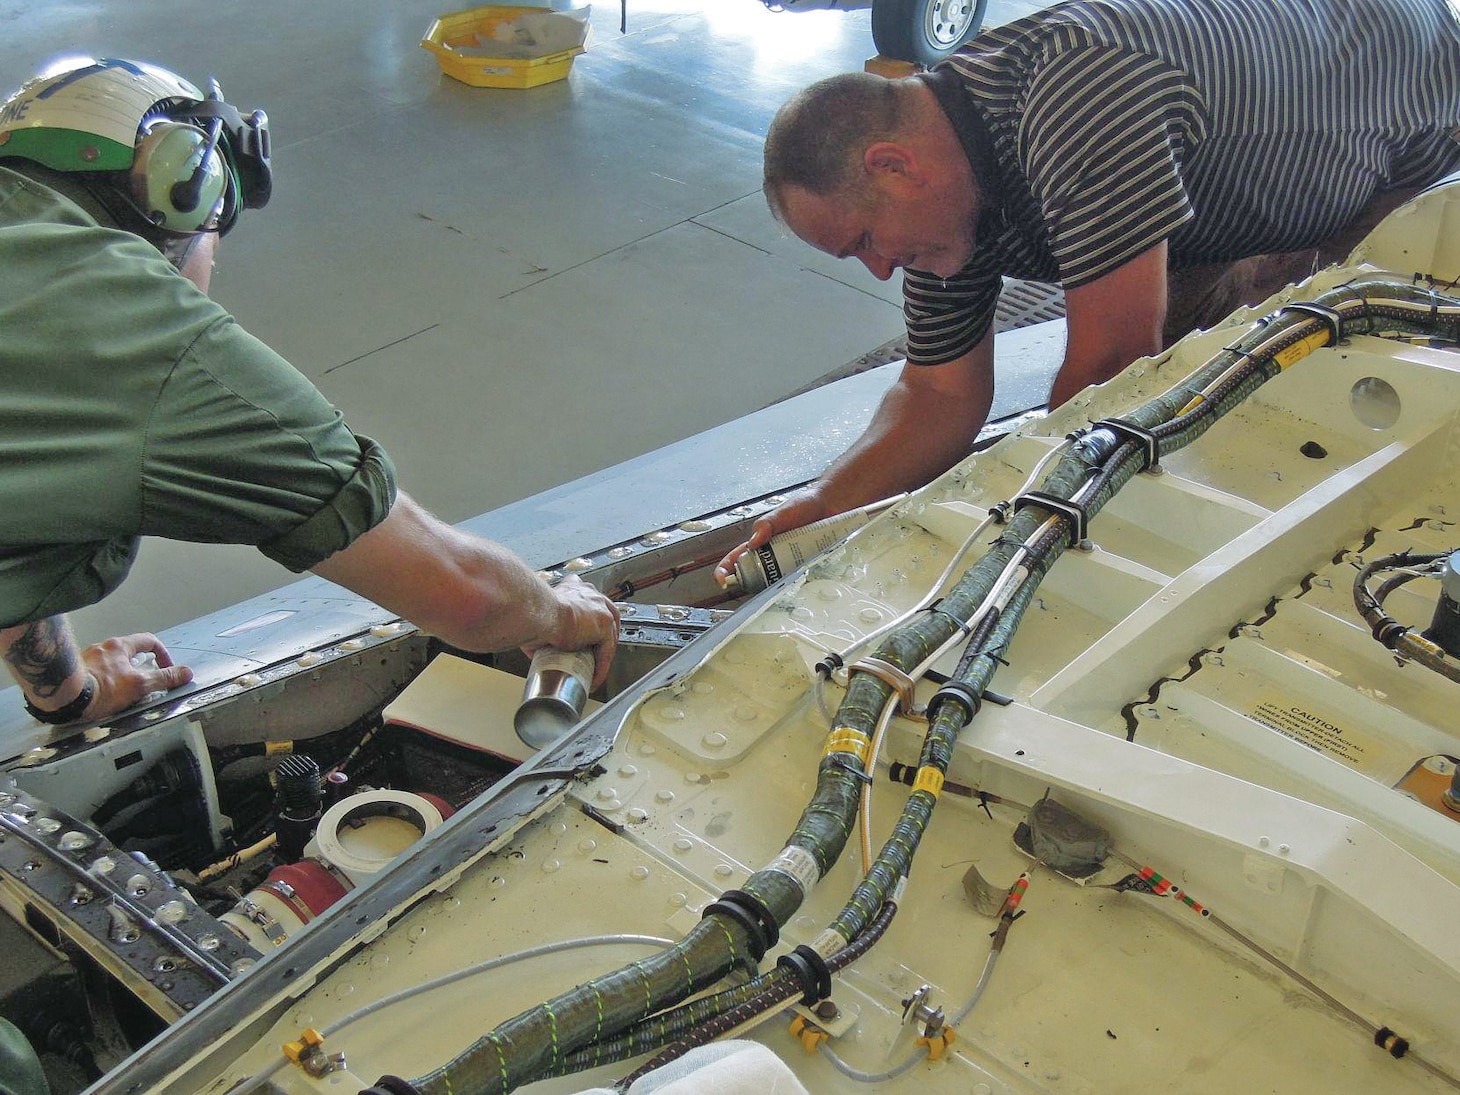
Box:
239;897;287;946
849;657;918;716
1093;417;1162;472
1013;491;1088;548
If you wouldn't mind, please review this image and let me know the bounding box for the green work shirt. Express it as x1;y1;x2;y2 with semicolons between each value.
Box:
0;166;397;628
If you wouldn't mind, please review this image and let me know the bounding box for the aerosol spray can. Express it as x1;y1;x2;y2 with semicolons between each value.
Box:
514;647;595;749
724;494;907;596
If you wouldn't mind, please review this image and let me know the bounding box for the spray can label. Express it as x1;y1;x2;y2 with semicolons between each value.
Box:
734;509;877;594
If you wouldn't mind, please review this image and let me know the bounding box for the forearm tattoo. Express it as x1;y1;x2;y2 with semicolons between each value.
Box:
3;618;80;700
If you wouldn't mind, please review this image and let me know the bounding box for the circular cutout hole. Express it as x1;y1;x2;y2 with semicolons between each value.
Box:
1350;376;1401;430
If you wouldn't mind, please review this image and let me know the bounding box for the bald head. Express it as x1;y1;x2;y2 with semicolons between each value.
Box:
763;71;911;221
762;72;983;281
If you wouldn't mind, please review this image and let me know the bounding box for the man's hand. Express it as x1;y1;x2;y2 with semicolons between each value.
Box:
313;493;623;683
3;616;194;726
717;343;996;588
532;575;621;689
714;489;834;588
80;634;194;722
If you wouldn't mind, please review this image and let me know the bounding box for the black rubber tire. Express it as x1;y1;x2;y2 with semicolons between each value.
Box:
871;0;988;66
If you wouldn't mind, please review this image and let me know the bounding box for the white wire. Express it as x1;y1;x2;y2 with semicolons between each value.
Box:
838;438;1068;669
819;1038;926;1084
811;439;1069;740
230;932;676;1092
856;603;1004;872
818;892;1009;1083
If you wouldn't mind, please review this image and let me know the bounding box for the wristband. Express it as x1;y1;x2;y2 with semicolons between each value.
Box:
24;677;96;725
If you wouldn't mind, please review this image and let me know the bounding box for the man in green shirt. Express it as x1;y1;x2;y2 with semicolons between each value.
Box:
0;58;619;727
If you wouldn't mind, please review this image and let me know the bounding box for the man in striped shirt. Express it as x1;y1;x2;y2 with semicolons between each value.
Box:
716;0;1460;582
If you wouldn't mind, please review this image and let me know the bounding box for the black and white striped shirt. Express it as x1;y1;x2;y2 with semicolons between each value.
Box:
905;0;1460;366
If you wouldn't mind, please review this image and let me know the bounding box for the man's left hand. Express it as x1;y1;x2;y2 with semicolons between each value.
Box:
81;634;194;722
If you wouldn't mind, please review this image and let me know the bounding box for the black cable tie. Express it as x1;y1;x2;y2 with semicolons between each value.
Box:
828;754;874;784
1212;344;1267;386
1333;282;1375;336
927;603;972;635
776;944;833;1005
1281;301;1345;344
982;688;1014;706
888;761;916;786
1014;490;1088;547
1092;417;1161;472
989;499;1013;524
927;680;983;725
1374;1026;1411;1058
704;889;779;962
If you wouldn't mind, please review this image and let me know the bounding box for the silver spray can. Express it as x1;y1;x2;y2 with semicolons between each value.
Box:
514;647;595;749
726;494;907;596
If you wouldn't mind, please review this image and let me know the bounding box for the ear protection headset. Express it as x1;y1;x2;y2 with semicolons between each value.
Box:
128;78;272;234
0;58;271;237
131;119;229;234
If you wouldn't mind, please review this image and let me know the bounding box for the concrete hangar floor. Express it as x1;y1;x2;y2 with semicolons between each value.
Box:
1;0;1054;646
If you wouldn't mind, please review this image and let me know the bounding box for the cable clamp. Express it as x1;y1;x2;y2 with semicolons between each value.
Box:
813;652;844;679
364;1079;423;1095
926;680;983;726
1092;417;1161;472
849;657;918;716
777;944;833;1006
1013;490;1088;548
1373;618;1410;650
917;1026;957;1061
788;1014;831;1054
704;888;779;963
1280;301;1345;344
283;1028;345;1078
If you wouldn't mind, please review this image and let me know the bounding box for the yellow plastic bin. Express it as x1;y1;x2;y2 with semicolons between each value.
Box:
422;5;587;89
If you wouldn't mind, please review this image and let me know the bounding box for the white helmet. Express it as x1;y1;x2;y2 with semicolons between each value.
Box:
0;56;271;234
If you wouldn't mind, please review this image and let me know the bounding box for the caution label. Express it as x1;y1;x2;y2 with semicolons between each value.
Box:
1248;689;1389;775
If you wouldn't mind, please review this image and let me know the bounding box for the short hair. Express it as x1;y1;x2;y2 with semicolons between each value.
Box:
763;72;904;221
